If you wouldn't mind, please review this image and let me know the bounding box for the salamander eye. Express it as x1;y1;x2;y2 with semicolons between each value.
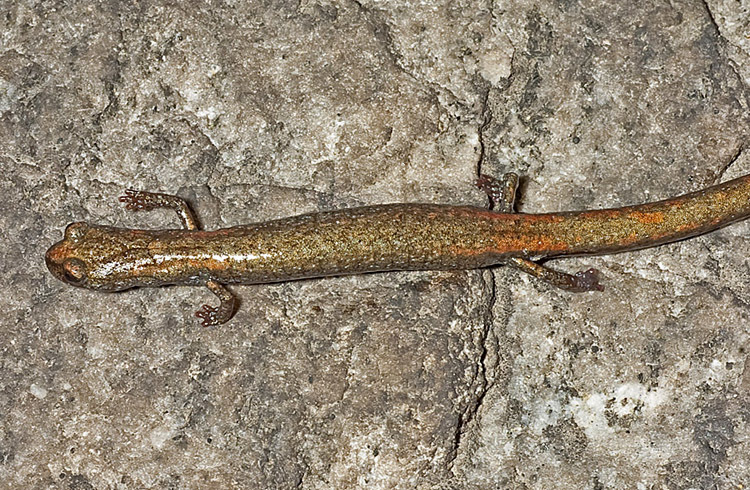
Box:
64;222;88;241
62;259;86;284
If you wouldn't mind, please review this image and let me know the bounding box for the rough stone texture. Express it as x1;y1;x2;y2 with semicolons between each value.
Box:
1;0;748;488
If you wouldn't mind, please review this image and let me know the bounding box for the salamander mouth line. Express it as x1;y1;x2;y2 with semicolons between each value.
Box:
45;173;750;326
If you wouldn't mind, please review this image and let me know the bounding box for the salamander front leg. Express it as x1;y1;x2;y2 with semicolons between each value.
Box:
195;280;238;327
119;189;237;326
119;189;199;230
477;173;604;292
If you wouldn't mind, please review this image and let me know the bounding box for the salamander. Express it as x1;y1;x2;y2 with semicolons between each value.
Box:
45;173;750;326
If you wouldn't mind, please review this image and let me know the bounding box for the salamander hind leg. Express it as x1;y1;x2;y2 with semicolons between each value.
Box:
119;189;199;230
476;173;519;213
195;280;237;327
477;174;604;292
508;257;603;292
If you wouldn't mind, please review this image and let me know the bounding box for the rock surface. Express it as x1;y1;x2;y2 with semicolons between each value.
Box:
1;0;748;488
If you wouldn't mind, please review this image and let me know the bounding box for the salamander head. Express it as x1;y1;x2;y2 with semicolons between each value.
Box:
45;222;135;291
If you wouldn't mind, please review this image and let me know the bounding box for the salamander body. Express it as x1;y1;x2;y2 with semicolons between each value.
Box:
45;173;750;326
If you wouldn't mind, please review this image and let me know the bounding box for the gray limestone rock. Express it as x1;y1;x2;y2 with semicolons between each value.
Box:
1;0;748;488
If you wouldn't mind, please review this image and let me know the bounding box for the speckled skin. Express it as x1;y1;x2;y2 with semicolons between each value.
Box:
45;173;750;324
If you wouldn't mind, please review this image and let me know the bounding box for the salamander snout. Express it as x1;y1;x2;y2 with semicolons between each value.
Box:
45;223;90;288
